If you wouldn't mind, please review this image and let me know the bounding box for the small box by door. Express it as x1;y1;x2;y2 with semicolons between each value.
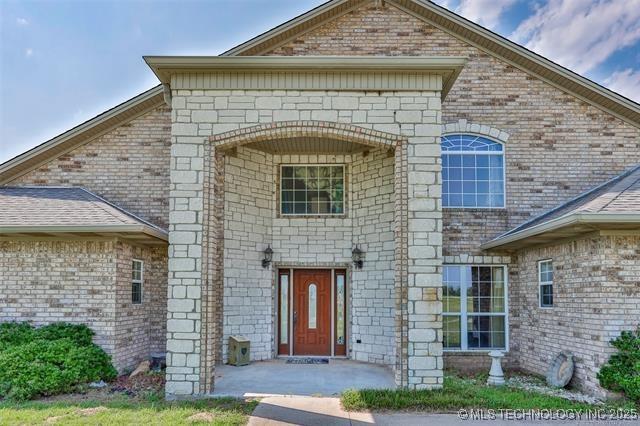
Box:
228;336;250;366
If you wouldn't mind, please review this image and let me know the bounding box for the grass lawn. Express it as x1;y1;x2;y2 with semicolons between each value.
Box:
0;395;258;425
342;375;637;412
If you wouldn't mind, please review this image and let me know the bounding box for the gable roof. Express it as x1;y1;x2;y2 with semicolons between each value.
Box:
0;187;168;244
1;0;639;185
482;165;640;250
223;0;640;127
0;85;165;185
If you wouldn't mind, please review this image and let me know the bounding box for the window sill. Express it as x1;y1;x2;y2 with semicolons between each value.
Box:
277;214;348;219
443;207;507;211
444;349;509;355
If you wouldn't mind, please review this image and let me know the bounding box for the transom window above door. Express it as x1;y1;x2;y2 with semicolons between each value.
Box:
280;165;344;215
441;134;505;208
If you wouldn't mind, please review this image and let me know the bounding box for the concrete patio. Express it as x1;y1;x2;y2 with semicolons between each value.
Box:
212;359;396;397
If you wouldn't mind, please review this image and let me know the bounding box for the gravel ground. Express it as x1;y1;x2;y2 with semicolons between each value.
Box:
506;375;603;405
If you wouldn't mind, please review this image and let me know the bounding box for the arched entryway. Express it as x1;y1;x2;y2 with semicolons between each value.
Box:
197;121;410;393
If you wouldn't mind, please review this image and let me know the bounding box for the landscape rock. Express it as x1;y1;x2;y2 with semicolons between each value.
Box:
129;360;151;378
507;375;602;405
546;351;574;388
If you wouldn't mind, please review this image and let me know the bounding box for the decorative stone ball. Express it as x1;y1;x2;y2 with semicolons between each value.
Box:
546;351;574;388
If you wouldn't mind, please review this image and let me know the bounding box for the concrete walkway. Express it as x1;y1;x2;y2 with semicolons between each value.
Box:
247;396;371;425
213;359;395;397
248;396;633;425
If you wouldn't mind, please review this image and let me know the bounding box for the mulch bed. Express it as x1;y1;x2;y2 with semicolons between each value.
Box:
109;372;165;397
36;373;165;403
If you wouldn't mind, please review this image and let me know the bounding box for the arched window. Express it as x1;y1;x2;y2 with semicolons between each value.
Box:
441;134;505;208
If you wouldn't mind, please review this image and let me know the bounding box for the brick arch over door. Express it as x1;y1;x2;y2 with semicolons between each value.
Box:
208;121;404;151
198;120;411;393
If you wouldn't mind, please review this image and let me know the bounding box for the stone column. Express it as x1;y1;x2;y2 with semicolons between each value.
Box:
165;94;206;397
402;92;444;389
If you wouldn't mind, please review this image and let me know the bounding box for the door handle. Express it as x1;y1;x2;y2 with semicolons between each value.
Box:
293;311;297;325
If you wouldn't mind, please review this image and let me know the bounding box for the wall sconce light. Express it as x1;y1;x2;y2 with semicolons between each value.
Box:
352;245;364;269
262;245;273;268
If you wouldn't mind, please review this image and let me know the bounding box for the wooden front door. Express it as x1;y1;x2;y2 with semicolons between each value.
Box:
293;269;331;355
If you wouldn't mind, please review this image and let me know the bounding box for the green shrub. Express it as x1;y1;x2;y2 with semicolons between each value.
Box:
598;328;640;401
0;322;94;350
0;322;35;350
0;322;117;401
35;322;95;346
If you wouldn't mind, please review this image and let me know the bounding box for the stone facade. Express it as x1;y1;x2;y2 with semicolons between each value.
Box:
221;146;273;363
510;234;640;395
350;148;396;365
0;0;638;400
263;2;640;394
0;239;167;372
165;87;444;395
265;3;640;256
217;145;397;365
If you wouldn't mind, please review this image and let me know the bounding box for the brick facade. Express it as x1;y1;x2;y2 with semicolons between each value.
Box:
13;106;171;229
165;86;443;395
263;2;640;394
1;0;638;399
114;241;168;370
0;239;167;372
266;3;640;255
510;234;640;395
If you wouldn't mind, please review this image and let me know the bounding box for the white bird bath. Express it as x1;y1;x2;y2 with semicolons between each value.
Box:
487;350;505;386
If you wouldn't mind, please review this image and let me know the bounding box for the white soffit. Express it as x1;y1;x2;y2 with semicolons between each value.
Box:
144;56;466;96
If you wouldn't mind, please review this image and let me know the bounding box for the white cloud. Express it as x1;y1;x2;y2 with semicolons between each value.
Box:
25;48;33;57
605;68;640;102
431;0;515;30
457;0;516;30
16;17;29;26
512;0;640;74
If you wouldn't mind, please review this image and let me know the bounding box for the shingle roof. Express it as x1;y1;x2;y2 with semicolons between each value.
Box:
509;165;640;234
1;0;640;188
483;165;640;249
0;187;167;242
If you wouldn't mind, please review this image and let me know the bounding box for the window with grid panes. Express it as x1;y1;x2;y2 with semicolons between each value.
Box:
280;165;344;215
443;265;507;350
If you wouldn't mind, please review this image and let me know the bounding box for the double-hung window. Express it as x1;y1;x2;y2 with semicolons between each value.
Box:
442;134;505;208
539;260;553;308
443;265;507;350
132;260;143;305
280;165;344;215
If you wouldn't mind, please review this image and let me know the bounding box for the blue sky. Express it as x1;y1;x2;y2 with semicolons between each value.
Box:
1;0;639;164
